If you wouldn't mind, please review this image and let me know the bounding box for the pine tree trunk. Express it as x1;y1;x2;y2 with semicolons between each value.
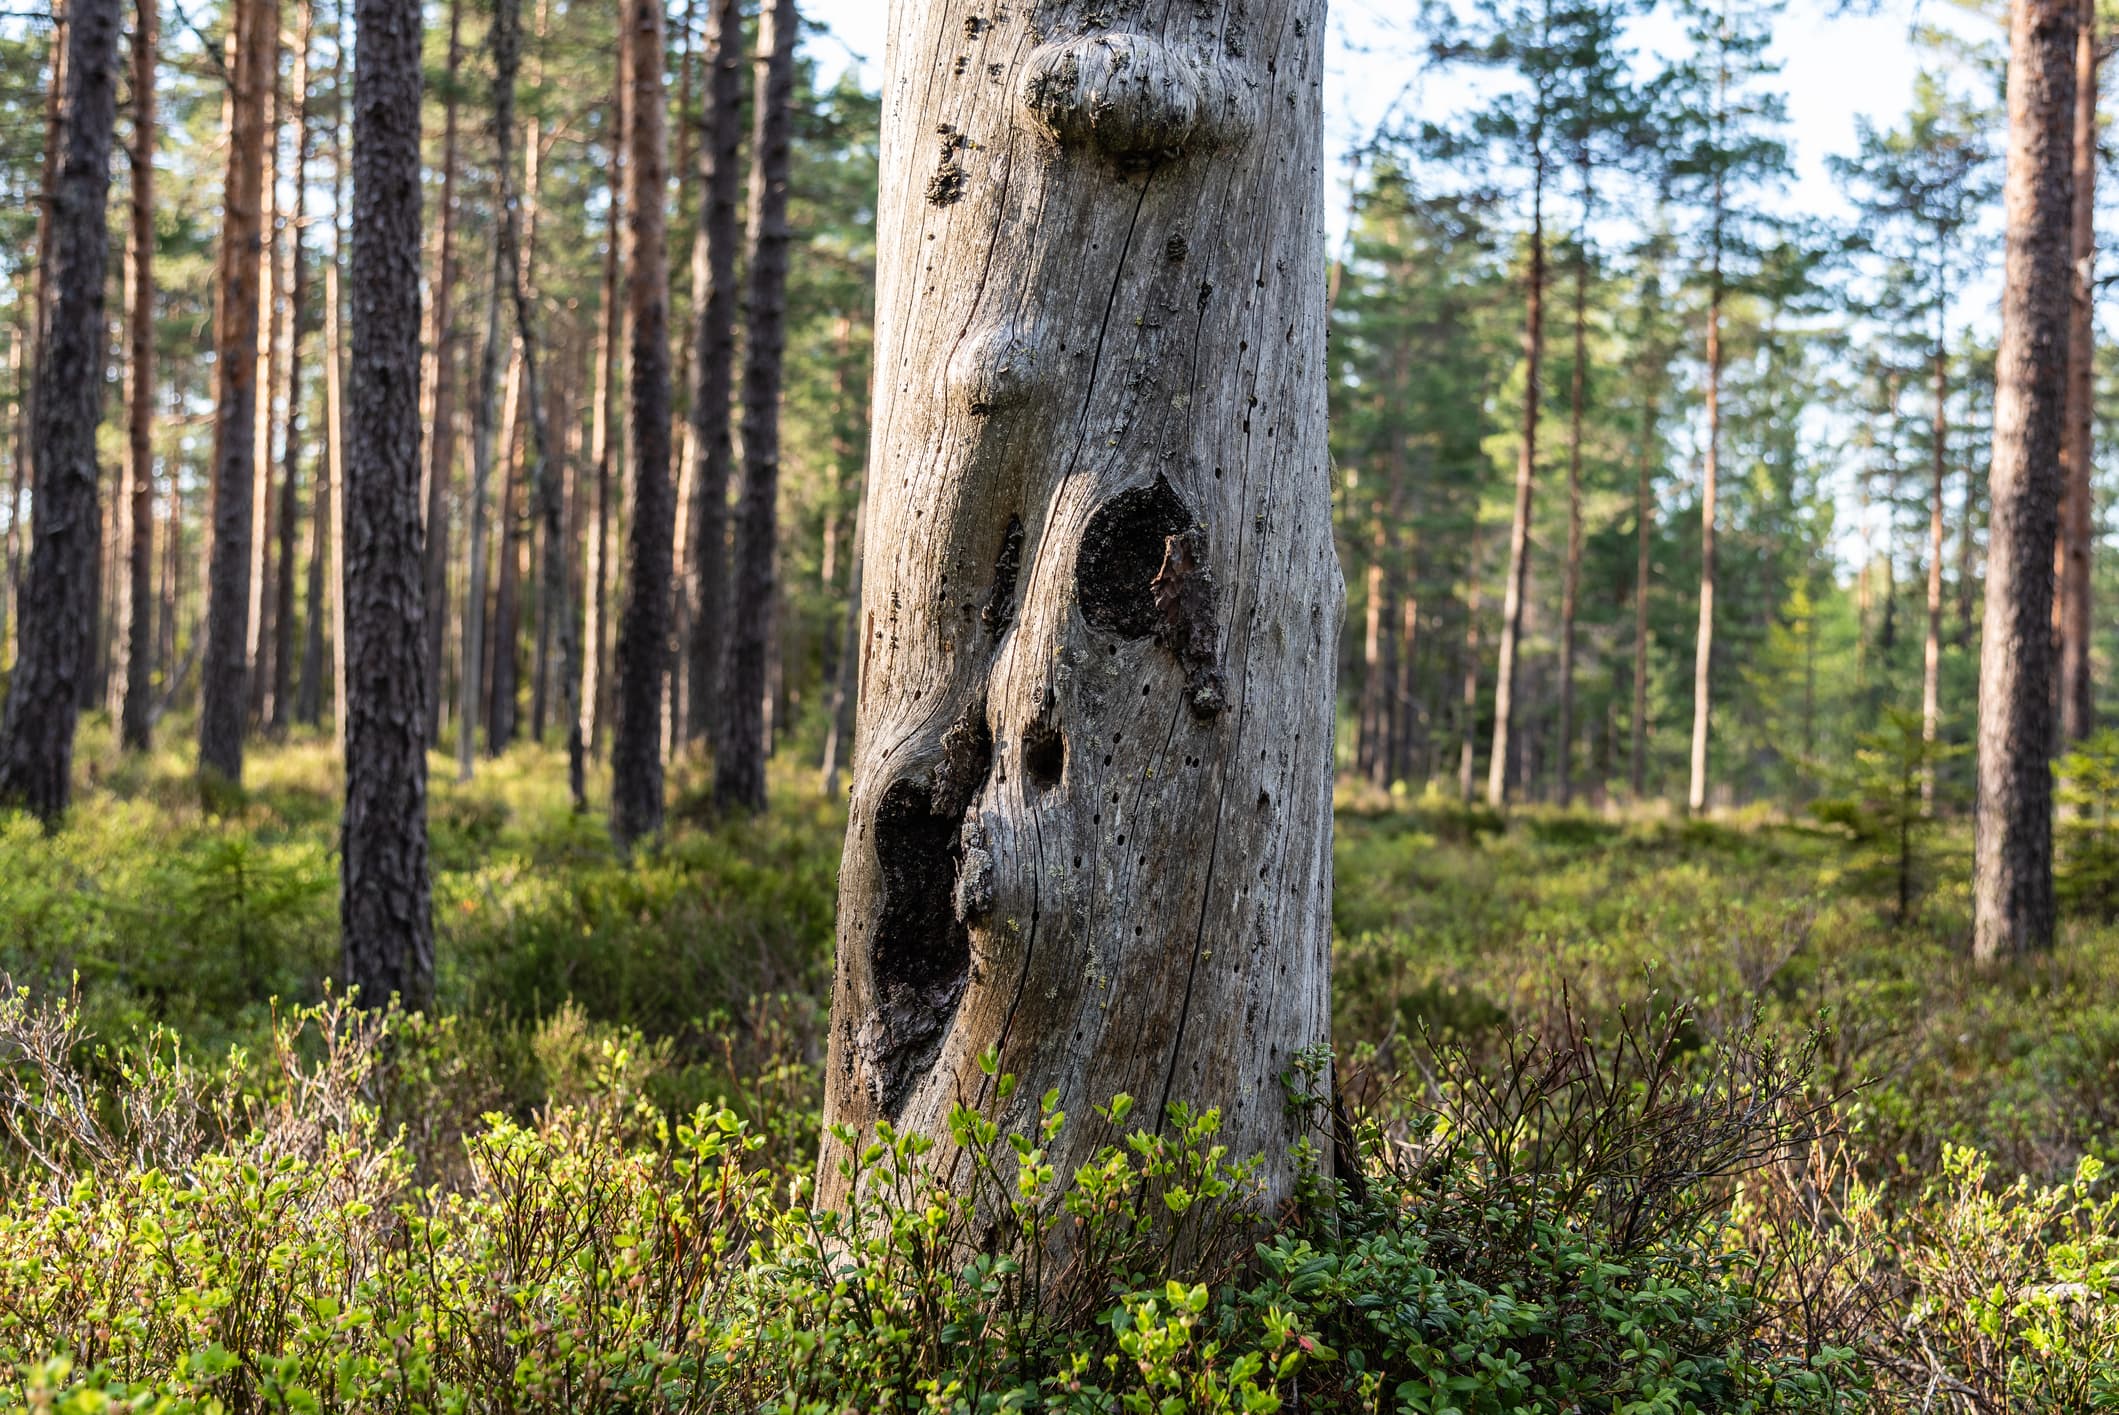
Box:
342;0;432;1009
685;0;742;753
582;29;627;774
610;0;672;847
269;2;310;736
457;7;518;783
1487;151;1543;810
325;34;348;748
816;0;1339;1226
1688;206;1722;816
714;0;796;814
1632;378;1657;802
5;315;24;670
16;2;68;677
249;34;283;726
1975;0;2077;962
489;345;523;751
2058;0;2096;744
421;0;463;742
118;0;156;752
198;0;271;785
491;0;572;800
1923;341;1947;810
1459;524;1483;803
0;0;117;819
1557;193;1589;808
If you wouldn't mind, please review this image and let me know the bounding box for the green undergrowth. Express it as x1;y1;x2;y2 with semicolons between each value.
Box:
5;731;2119;1407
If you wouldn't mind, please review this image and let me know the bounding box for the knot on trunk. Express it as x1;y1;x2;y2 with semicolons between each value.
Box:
1019;32;1250;164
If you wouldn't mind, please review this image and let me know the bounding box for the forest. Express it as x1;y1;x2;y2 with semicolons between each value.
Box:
3;0;2119;1405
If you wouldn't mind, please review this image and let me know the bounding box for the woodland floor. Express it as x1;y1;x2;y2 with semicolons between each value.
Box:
4;720;2112;1193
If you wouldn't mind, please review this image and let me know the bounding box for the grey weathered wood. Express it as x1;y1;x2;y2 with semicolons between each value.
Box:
818;0;1340;1222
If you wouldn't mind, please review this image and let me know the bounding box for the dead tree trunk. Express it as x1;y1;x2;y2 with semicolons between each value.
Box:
2058;0;2096;745
342;0;432;1009
1557;192;1590;808
610;0;672;846
118;0;156;752
198;0;270;784
714;0;796;814
817;0;1340;1225
1487;145;1544;810
0;0;118;819
489;345;523;751
683;0;743;753
1975;0;2077;962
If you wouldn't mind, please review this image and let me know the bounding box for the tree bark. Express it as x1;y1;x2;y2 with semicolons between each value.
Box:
1631;375;1657;802
1459;524;1483;803
457;3;518;783
421;0;463;742
492;0;573;801
325;22;348;748
198;0;271;785
1557;188;1589;808
610;0;672;846
581;26;627;775
489;343;523;751
1487;148;1543;810
269;1;311;736
0;0;118;820
1923;340;1947;811
1975;0;2077;963
816;0;1339;1226
714;0;796;814
1688;187;1723;816
118;0;156;752
249;28;284;726
685;0;743;755
2058;0;2096;744
342;0;432;1009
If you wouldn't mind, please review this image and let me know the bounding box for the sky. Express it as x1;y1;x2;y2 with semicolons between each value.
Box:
796;0;2002;262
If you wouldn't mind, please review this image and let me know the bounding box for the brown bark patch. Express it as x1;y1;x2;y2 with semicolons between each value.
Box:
1151;526;1226;718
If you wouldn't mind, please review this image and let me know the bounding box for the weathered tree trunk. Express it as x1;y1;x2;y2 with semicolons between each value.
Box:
342;0;432;1009
1688;192;1723;816
1923;340;1947;810
4;320;23;671
1975;0;2076;962
14;7;67;677
817;0;1339;1221
421;0;463;742
118;0;156;752
714;0;796;814
269;2;311;736
199;0;271;785
0;0;118;820
609;0;672;847
683;0;744;754
1487;150;1543;810
2058;0;2096;745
